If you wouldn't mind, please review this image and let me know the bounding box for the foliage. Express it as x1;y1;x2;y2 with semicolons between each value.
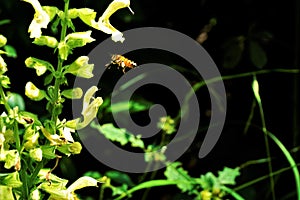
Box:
0;0;299;200
0;0;134;199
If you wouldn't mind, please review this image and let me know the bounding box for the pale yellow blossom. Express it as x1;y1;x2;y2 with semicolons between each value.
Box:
23;0;50;38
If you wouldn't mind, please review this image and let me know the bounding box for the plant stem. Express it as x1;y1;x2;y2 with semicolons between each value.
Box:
252;75;275;200
179;68;300;121
1;85;28;198
235;163;300;192
51;0;70;124
99;184;105;200
0;85;11;112
115;180;188;200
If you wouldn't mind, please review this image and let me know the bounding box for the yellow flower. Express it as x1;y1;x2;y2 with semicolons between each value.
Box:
0;35;7;47
0;56;7;75
29;148;43;162
65;56;94;78
25;82;46;101
23;0;50;38
76;86;103;130
91;0;134;43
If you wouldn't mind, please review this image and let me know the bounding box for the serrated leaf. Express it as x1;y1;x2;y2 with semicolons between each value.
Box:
164;162;193;192
198;172;219;190
91;122;144;149
105;171;134;187
222;36;245;69
96;123;127;145
249;40;267;68
217;167;240;185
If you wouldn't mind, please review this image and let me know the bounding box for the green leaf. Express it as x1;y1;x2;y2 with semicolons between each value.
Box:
3;45;17;58
0;172;22;188
222;36;245;69
164;162;193;192
217;167;240;185
51;16;60;34
108;100;152;113
44;74;53;86
197;172;218;190
83;171;102;179
91;122;145;149
41;145;56;159
105;171;135;187
7;93;25;111
249;40;267;68
0;19;11;26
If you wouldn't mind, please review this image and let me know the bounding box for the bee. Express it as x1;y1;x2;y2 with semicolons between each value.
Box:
106;54;137;73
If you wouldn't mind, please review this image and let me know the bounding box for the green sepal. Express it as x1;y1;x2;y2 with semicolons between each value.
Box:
33;36;58;48
42;6;60;21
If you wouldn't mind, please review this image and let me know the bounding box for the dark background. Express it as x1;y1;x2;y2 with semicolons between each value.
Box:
0;0;299;199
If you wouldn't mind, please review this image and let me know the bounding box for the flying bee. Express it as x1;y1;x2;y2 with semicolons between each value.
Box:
106;54;137;73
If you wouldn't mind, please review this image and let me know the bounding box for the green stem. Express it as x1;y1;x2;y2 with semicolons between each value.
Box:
267;131;300;200
115;180;189;200
28;159;48;188
220;186;245;200
51;0;70;124
0;84;12;113
179;68;300;121
99;184;105;200
20;168;29;200
234;163;300;192
253;75;275;200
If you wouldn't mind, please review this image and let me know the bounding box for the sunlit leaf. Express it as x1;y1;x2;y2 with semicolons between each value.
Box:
164;162;193;192
41;145;56;159
217;167;240;185
91;122;144;149
197;172;218;190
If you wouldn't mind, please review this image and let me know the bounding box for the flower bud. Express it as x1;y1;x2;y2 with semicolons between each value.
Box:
33;36;58;48
0;35;7;47
29;148;43;162
62;87;83;99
